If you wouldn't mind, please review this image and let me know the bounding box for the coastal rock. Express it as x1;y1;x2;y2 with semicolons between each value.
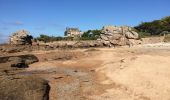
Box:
9;30;33;45
0;55;39;68
0;75;50;100
125;31;139;39
99;26;141;46
8;57;28;68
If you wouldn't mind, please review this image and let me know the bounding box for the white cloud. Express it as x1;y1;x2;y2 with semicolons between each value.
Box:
2;21;24;26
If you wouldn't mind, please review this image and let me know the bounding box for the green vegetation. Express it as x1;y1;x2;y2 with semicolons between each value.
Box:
138;32;151;38
79;30;102;40
35;16;170;42
35;30;102;42
35;34;73;42
135;16;170;37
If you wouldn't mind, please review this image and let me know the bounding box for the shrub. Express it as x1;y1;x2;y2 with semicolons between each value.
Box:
35;34;72;42
138;32;151;38
135;16;170;36
79;30;102;40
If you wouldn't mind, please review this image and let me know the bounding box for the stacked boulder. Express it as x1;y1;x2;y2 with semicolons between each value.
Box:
98;26;142;46
9;30;33;45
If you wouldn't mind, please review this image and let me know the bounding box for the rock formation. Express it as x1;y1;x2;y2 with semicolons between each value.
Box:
98;26;142;46
0;75;50;100
0;54;39;68
9;30;33;45
0;54;49;100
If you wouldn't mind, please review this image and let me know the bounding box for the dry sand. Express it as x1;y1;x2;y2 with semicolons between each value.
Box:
93;47;170;100
19;45;170;100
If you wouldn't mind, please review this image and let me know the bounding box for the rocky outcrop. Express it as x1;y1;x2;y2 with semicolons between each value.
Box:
0;75;50;100
98;26;142;46
0;55;39;68
9;30;33;45
0;54;49;100
39;41;103;49
0;45;33;54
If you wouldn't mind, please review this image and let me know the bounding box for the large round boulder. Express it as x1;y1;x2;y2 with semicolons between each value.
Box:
9;30;33;45
98;26;141;46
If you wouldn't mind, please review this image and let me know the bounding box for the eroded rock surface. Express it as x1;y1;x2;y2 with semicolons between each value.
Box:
98;26;142;46
0;75;50;100
0;54;50;100
0;55;39;68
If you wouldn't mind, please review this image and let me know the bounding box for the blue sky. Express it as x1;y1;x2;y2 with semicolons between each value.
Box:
0;0;170;43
